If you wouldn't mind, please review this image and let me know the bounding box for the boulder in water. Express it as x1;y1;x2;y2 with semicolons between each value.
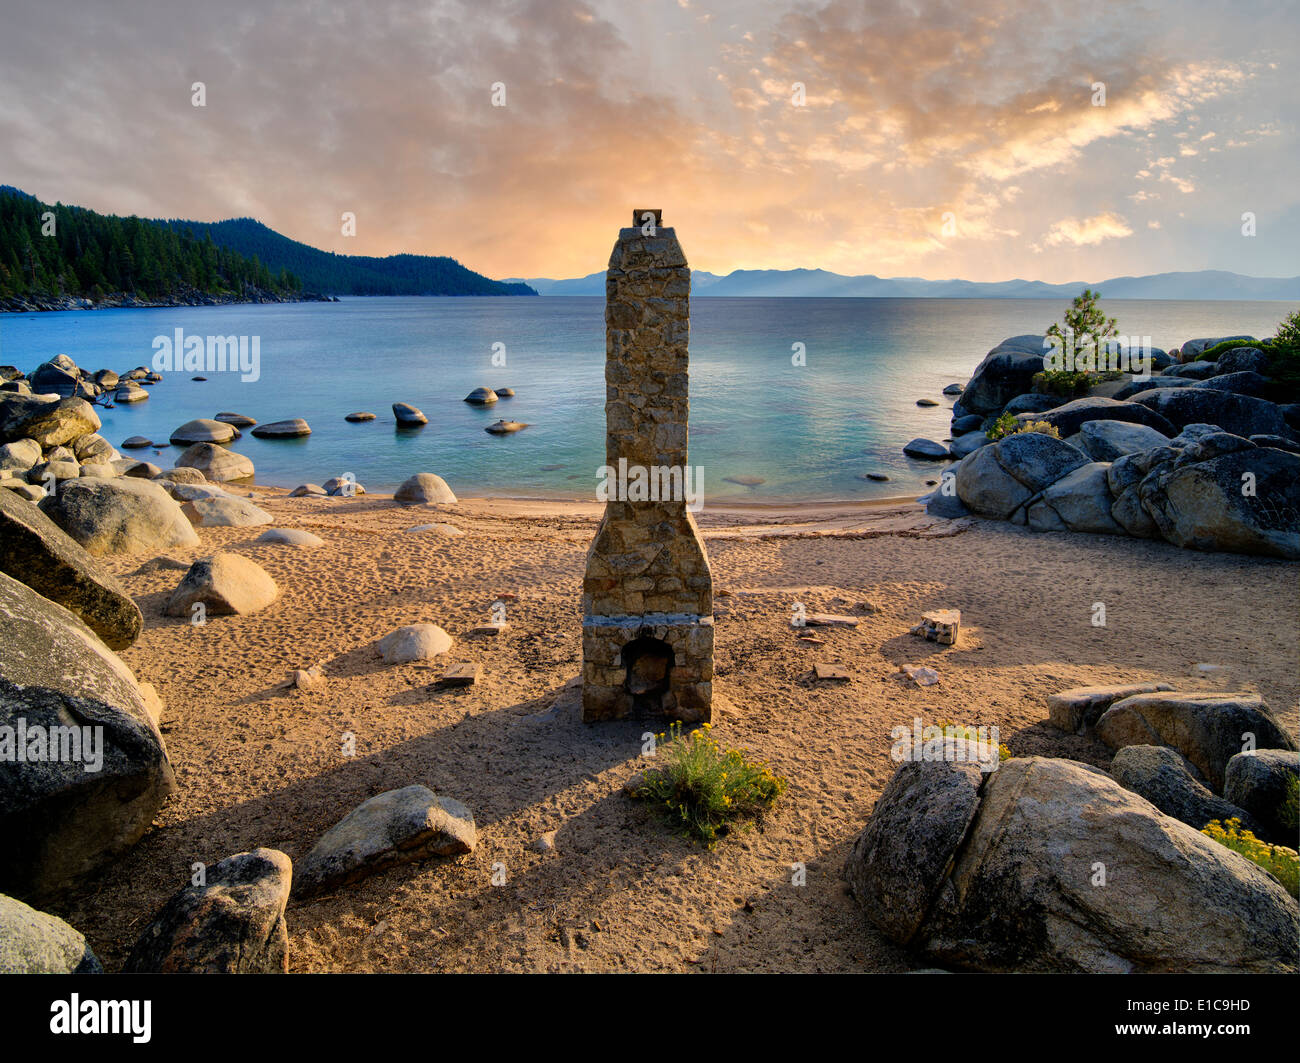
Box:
169;419;236;446
393;402;427;426
175;441;255;482
903;438;950;460
251;418;312;438
484;419;528;435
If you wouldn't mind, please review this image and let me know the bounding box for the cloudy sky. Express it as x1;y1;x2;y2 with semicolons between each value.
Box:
1;0;1295;282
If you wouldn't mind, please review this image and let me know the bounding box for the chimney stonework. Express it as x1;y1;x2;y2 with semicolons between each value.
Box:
581;212;714;723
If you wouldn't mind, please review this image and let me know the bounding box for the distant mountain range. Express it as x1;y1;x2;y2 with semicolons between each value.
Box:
514;268;1300;300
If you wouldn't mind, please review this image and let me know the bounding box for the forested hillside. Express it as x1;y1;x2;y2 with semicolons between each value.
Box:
0;186;302;306
156;217;536;296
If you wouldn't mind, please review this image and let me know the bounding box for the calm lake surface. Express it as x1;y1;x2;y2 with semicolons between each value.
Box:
1;296;1291;502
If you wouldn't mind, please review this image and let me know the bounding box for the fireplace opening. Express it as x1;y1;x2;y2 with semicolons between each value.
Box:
622;636;674;714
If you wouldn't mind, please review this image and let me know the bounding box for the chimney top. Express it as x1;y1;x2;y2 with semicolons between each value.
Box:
633;208;662;227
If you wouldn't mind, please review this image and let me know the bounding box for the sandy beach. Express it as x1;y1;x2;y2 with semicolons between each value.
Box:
42;487;1298;973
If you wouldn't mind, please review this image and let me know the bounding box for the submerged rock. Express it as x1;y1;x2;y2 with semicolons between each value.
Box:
485;419;529;434
393;402;427;426
251;418;312;438
169;418;236;446
114;384;149;404
214;412;257;428
902;438;950;460
176;441;255;483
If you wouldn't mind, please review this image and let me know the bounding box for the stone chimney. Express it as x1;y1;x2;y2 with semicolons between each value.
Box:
581;211;714;723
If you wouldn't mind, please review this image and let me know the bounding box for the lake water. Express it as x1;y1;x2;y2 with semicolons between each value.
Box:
1;296;1291;502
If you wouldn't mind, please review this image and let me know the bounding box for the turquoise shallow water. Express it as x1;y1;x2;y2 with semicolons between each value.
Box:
0;296;1291;502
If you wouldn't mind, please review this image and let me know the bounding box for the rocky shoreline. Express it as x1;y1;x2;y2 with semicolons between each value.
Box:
0;286;337;313
909;331;1300;559
1;342;1297;975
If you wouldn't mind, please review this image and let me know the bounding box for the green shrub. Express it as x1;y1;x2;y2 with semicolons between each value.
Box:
1280;774;1299;835
985;412;1019;441
1031;368;1124;398
1202;817;1299;899
633;722;786;846
1265;309;1300;395
1195;337;1266;362
1015;420;1060;439
1189;310;1299;397
933;718;1012;761
1046;288;1118;357
1273;307;1300;350
987;413;1060;442
1032;369;1093;398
